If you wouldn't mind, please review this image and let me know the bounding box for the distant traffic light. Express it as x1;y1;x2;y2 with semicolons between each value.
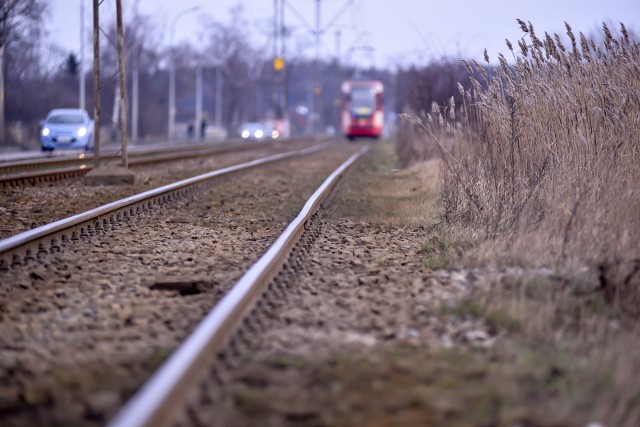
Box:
273;57;285;71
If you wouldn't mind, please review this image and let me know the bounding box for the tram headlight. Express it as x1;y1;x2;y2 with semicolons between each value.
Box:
373;111;384;128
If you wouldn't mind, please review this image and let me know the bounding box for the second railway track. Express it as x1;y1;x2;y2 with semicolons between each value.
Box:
0;138;305;189
0;138;327;240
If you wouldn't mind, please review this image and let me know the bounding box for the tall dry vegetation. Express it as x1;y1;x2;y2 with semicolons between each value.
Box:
396;22;640;426
396;61;473;164
415;21;639;272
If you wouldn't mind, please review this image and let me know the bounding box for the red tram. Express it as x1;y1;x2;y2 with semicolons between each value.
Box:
340;80;384;140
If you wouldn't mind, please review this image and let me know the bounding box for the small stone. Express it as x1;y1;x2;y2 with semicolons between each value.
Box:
350;258;363;267
464;330;489;342
441;335;454;348
85;390;120;420
359;235;375;245
358;276;378;286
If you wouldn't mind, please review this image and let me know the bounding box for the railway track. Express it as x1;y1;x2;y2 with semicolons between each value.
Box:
0;138;285;189
0;138;488;426
0;141;372;426
0;138;328;241
108;145;369;427
0;141;336;270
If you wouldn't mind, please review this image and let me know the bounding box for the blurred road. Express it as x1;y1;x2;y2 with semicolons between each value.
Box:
0;139;227;163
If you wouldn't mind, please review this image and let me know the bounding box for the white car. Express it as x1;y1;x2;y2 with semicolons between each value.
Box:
40;109;95;152
240;122;279;141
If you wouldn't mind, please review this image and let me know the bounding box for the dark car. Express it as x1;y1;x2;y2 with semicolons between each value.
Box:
40;109;95;152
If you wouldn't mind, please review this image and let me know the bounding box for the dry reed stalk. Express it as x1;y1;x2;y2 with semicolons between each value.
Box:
393;20;640;426
392;18;640;426
436;21;640;267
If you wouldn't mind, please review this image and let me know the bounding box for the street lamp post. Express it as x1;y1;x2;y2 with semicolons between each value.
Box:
79;0;85;110
168;6;200;141
215;64;223;128
195;63;202;141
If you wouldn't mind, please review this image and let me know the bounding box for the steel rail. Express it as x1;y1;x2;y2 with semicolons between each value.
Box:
0;140;239;173
0;137;300;173
0;142;335;270
0;149;160;175
0;145;254;188
108;144;370;427
0;139;286;188
0;155;90;174
0;166;91;188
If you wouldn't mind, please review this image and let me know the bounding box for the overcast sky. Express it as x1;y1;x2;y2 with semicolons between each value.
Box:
48;0;639;68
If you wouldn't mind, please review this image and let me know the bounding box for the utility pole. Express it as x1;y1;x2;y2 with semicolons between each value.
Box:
285;0;353;135
92;0;100;168
131;3;140;143
79;0;85;110
132;44;139;142
116;0;128;168
272;0;286;125
168;48;175;140
195;64;202;141
215;65;222;128
280;0;287;126
0;44;4;144
314;0;321;135
85;0;134;186
168;6;200;141
273;0;278;121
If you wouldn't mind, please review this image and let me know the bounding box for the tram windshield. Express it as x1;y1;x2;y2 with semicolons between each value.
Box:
349;87;376;114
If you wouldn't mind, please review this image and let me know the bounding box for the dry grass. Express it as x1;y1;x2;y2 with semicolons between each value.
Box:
328;140;441;228
450;21;638;266
399;20;639;275
396;20;640;427
400;21;639;261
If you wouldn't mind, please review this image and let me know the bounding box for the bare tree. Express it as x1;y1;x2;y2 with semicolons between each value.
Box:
0;0;45;143
97;5;163;140
204;5;267;131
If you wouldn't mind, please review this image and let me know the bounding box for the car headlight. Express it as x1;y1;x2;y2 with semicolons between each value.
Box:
271;130;279;139
254;129;264;139
77;127;87;137
42;127;51;136
241;130;250;138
